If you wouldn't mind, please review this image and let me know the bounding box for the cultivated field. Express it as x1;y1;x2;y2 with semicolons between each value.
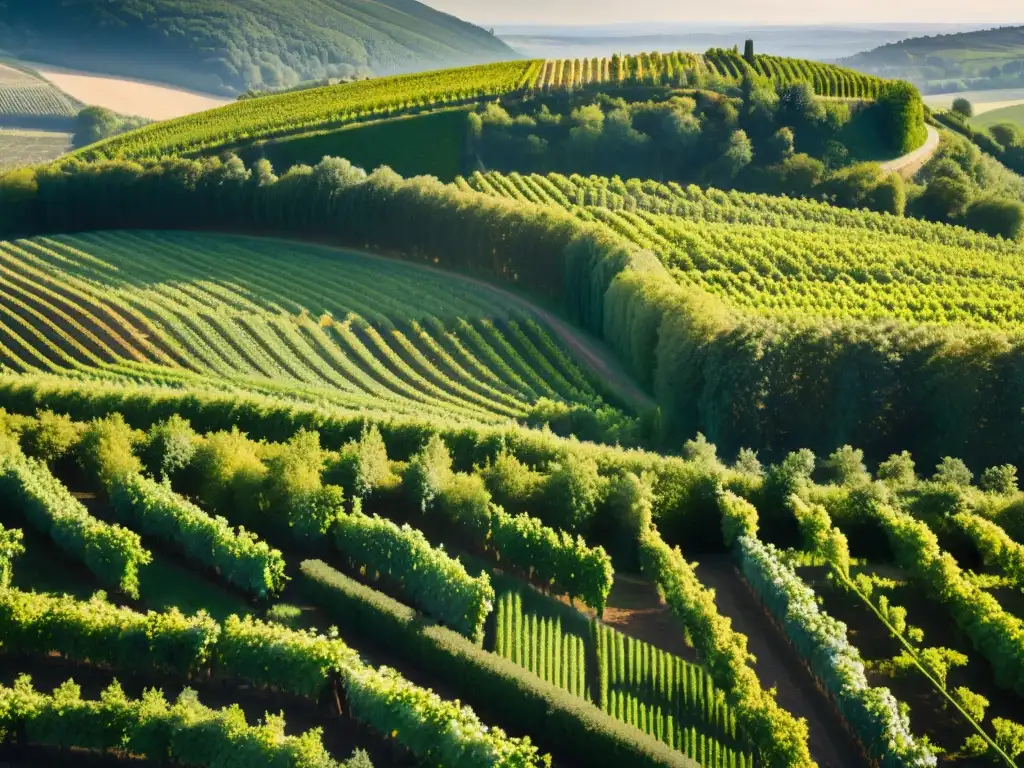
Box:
0;230;613;423
29;64;229;120
0;128;70;169
971;103;1024;129
924;87;1024;113
1;48;1024;768
0;63;79;126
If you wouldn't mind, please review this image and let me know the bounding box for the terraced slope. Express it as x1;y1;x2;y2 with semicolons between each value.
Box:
0;230;607;423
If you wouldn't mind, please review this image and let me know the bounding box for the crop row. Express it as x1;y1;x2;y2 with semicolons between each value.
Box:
462;170;1024;330
0;84;79;118
463;171;1011;249
533;50;886;98
490;590;753;767
0;675;352;768
0;586;545;767
718;491;936;767
0;443;150;597
0;232;602;422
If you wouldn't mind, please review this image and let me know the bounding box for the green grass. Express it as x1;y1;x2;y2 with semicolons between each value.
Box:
135;555;255;623
235;108;470;181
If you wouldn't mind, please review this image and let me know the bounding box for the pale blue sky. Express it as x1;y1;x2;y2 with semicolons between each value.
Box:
438;0;1022;27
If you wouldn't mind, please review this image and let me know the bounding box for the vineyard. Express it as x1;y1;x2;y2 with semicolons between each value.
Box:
461;170;1024;328
67;52;891;163
4;37;1024;768
73;60;542;160
531;50;886;98
0;64;80;123
0;230;611;424
2;377;1023;768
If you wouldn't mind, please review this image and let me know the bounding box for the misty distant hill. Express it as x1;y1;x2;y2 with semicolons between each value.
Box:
0;0;517;95
842;25;1024;93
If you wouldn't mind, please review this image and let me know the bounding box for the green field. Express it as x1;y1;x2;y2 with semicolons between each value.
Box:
972;103;1024;129
73;52;889;163
464;170;1024;329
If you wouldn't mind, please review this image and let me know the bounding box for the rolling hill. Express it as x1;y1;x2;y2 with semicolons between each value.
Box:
842;24;1024;93
4;46;1024;768
0;0;518;96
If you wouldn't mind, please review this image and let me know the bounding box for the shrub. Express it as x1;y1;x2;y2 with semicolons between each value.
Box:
980;465;1019;495
403;434;452;512
539;452;606;533
328;425;390;499
963;197;1024;240
141;415;197;481
876;451;916;488
0;523;24;587
479;449;544;512
821;445;869;486
932;457;973;488
77;413;143;487
874;80;927;154
20;410;81;465
952;687;988;724
951;98;973;119
993;718;1024;761
681;433;718;466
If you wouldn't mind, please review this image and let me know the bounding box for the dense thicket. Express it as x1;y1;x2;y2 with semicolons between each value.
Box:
0;0;515;95
3;155;1024;471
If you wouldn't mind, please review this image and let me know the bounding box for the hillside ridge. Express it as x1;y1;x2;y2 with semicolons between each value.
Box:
0;0;517;95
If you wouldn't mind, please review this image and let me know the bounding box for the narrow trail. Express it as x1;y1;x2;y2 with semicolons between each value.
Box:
695;556;865;768
881;124;940;178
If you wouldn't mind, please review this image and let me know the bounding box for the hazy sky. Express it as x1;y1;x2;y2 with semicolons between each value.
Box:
440;0;1022;27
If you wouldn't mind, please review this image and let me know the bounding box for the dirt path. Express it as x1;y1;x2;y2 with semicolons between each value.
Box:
600;573;699;662
695;556;865;768
881;124;940;179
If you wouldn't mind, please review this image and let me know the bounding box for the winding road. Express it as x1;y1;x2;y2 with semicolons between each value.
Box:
881;124;940;177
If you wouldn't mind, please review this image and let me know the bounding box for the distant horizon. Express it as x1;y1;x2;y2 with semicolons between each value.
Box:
423;0;1024;29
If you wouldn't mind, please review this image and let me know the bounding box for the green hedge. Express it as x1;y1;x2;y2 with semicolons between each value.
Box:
298;559;698;768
